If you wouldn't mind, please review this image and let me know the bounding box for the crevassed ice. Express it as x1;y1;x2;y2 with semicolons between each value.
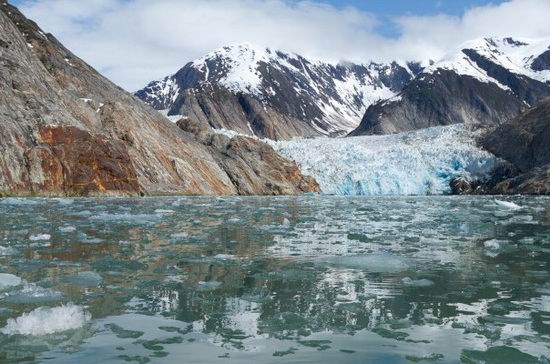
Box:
272;125;499;196
1;304;91;336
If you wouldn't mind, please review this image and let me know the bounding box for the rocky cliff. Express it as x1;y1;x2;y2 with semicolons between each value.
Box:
136;44;420;140
480;99;550;195
0;2;318;196
351;37;550;136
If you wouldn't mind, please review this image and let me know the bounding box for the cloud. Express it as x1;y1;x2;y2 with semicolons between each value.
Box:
15;0;550;91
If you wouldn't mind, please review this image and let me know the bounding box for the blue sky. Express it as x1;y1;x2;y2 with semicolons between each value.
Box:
13;0;548;91
306;0;507;37
325;0;504;15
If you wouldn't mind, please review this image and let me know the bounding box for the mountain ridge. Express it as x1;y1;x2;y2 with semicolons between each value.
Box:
136;43;421;139
351;36;550;136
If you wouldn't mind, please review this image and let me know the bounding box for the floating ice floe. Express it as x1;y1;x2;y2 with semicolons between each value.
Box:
3;284;63;304
59;226;77;233
0;304;91;336
494;200;523;210
0;246;18;256
154;209;176;215
484;239;504;250
29;234;51;241
402;277;434;287
0;273;22;290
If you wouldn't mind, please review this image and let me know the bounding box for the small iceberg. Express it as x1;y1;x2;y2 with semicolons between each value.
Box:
402;277;434;287
494;200;523;210
484;239;504;250
59;226;77;233
1;304;91;336
0;246;18;256
0;273;22;290
29;234;51;241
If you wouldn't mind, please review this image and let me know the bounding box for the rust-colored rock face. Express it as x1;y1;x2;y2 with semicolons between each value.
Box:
27;126;141;195
0;2;319;196
177;119;320;195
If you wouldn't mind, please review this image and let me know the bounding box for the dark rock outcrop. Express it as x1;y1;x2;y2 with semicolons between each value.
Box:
350;70;526;135
351;38;550;136
480;100;550;194
491;165;550;195
482;100;550;172
532;49;550;72
0;2;318;196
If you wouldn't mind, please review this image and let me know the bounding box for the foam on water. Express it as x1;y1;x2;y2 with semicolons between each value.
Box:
1;304;91;336
272;125;499;195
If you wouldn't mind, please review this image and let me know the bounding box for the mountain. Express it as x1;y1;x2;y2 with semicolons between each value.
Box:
0;1;318;196
350;37;550;136
135;44;421;140
480;99;550;194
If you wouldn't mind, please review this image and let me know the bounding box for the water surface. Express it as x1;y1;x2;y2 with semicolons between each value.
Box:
0;196;549;363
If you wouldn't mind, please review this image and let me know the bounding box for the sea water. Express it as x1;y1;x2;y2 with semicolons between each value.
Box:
0;196;549;363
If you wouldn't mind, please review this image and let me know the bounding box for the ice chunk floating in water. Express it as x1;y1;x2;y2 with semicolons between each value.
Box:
494;199;523;210
1;304;90;336
272;125;499;195
0;273;22;290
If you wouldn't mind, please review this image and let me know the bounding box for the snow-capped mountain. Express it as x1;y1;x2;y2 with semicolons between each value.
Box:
136;43;421;140
351;37;550;135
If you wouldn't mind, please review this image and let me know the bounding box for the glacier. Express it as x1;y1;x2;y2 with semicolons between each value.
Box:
271;125;500;196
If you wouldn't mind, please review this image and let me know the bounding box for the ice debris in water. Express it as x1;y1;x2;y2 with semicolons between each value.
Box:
154;209;175;215
271;125;499;195
402;277;434;287
323;255;409;273
0;198;38;206
0;273;22;290
0;246;18;256
0;304;91;336
59;226;77;233
3;283;63;304
494;199;523;210
29;234;51;241
62;271;103;288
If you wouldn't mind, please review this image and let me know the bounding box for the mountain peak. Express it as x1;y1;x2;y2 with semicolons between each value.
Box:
136;45;419;139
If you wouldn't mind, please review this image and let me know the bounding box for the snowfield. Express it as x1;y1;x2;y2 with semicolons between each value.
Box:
271;125;499;196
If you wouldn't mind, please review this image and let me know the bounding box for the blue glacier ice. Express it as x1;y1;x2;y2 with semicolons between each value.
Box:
272;125;500;195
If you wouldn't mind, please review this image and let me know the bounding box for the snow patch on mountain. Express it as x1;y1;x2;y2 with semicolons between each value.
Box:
139;43;418;135
428;37;550;89
271;125;499;196
191;43;269;96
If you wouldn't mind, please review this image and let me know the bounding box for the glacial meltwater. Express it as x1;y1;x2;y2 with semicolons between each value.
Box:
0;196;549;363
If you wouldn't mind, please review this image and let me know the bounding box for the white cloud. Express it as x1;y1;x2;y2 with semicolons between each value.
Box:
16;0;550;91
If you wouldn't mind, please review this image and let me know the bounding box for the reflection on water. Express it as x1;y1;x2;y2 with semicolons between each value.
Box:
0;196;549;363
